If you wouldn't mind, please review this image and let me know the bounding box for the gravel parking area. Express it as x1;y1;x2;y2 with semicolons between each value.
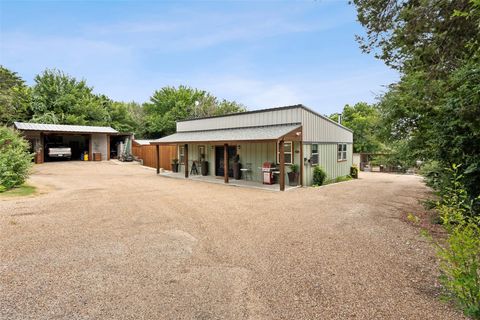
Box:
0;162;465;319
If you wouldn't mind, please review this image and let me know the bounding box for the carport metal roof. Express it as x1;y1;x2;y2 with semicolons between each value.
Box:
151;123;302;144
14;122;118;134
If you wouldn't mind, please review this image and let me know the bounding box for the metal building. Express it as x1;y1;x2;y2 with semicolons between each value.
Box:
14;122;130;163
151;104;353;191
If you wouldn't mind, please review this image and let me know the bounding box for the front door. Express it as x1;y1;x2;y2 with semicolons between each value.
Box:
215;146;236;177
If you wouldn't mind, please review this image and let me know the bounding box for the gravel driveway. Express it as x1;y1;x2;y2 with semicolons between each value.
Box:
0;162;465;319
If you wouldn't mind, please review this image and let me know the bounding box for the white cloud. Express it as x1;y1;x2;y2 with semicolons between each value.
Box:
79;6;350;52
184;67;398;114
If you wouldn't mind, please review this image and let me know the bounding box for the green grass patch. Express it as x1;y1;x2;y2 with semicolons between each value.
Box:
322;175;353;186
0;184;37;197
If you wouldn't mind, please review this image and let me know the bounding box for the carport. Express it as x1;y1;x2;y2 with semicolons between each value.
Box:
14;122;119;163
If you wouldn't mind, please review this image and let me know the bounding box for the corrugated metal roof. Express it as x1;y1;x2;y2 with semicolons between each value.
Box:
134;139;156;145
152;124;302;144
14;122;118;134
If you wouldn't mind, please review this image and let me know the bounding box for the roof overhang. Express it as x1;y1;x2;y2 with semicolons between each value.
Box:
150;124;302;145
14;122;118;134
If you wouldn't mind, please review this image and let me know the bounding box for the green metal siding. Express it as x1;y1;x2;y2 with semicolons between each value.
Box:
177;142;351;186
235;142;276;182
302;143;353;185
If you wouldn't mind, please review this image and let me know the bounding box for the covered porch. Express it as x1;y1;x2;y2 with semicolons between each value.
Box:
150;124;303;191
159;171;300;191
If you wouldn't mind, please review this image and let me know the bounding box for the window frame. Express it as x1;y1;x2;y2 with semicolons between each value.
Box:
198;145;206;161
277;141;293;165
311;144;319;165
337;143;347;162
179;145;185;164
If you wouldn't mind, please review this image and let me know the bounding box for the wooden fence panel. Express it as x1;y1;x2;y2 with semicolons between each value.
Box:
132;144;177;170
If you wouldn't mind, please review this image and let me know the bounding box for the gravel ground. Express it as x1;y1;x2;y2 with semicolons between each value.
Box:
0;162;466;319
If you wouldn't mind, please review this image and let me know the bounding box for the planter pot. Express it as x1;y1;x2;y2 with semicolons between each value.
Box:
171;163;179;172
233;162;242;180
201;161;209;176
288;172;299;186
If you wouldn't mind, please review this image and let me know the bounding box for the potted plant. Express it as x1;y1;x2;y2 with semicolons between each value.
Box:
233;154;242;180
288;164;300;186
171;158;179;172
200;153;209;176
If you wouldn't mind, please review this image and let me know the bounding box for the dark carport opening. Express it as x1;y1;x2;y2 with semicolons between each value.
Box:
43;134;90;162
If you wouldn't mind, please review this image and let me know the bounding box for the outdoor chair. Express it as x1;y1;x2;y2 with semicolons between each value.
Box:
240;163;253;181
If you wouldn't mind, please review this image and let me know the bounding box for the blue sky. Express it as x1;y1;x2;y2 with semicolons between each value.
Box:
0;0;398;115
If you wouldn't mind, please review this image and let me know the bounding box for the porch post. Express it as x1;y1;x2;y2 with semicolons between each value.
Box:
279;140;285;191
224;143;229;183
107;134;111;160
156;144;160;174
299;141;303;186
184;144;189;178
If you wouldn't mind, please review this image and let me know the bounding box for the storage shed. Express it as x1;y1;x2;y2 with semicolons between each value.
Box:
151;104;353;191
14;122;123;163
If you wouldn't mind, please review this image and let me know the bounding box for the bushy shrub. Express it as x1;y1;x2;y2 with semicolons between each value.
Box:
313;166;326;186
350;165;358;179
432;165;480;318
420;160;446;193
0;126;33;191
438;222;480;318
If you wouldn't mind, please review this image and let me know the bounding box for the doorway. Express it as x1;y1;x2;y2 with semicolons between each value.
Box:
215;145;236;177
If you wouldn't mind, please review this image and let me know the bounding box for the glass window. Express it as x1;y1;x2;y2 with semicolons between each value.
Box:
179;146;185;164
311;144;319;165
337;144;347;161
278;141;293;164
198;145;206;161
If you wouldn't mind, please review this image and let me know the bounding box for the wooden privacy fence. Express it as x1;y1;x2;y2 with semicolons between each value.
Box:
132;143;177;170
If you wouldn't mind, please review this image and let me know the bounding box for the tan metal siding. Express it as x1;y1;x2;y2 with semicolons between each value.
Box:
177;108;303;132
301;109;353;143
91;134;108;161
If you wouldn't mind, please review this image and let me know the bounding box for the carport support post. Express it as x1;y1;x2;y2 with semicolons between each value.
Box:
88;135;93;161
279;140;285;191
156;144;160;174
184;144;189;178
224;143;229;184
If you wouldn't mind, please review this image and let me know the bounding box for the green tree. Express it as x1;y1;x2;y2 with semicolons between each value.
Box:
353;0;480;200
352;0;480;315
330;102;383;153
143;85;245;138
108;101;144;134
0;66;31;126
353;0;480;75
30;69;110;126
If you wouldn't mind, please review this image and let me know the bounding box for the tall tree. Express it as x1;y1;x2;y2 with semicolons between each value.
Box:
353;0;480;198
143;86;245;138
330;102;383;154
30;69;110;126
108;101;144;134
0;66;31;126
353;0;480;75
